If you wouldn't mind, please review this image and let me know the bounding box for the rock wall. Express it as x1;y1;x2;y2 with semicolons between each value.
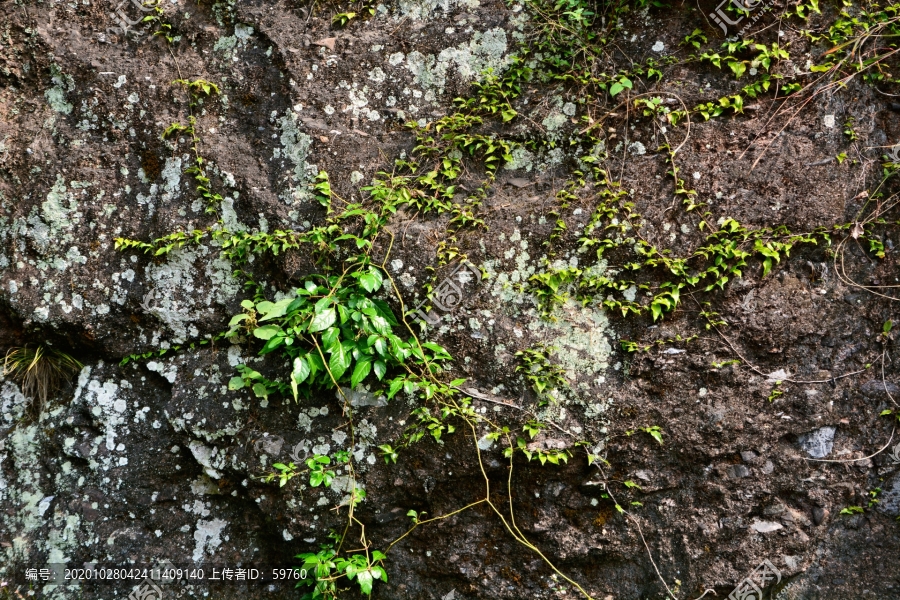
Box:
1;0;899;598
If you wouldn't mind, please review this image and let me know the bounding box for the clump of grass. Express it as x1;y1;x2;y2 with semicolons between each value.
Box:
2;345;83;413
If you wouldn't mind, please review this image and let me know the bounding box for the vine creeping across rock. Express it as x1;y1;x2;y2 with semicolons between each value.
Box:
108;0;900;597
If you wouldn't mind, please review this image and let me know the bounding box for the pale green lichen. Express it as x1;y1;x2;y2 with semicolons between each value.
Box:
160;157;184;202
403;28;510;97
143;244;239;343
213;23;254;60
0;382;85;588
504;147;535;172
45;65;74;115
192;518;228;561
274;110;317;206
40;176;80;240
395;0;481;20
479;227;614;396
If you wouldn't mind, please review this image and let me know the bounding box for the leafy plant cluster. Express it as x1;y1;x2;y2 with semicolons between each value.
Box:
619;333;697;353
224;267;452;403
329;0;378;28
525;148;840;323
514;343;569;405
690;38;798;120
120;338;213;367
522;0;666;97
298;546;387;598
802;0;900;85
135;0;175;43
115;64;609;599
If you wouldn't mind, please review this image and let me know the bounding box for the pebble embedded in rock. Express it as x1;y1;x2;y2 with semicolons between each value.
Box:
314;37;337;51
812;507;827;525
751;520;783;533
798;426;836;458
507;178;530;188
859;379;900;398
727;464;750;478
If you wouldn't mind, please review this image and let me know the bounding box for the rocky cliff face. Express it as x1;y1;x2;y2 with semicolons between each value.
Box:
1;0;899;598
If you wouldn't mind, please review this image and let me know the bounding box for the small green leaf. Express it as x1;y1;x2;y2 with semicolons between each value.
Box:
351;358;372;389
369;314;391;335
356;570;374;595
322;327;340;351
258;297;294;322
314;296;333;314
228;376;245;390
228;314;249;326
255;301;275;315
728;60;747;78
387;378;404;399
329;341;352;380
309;308;336;333
373;360;386;380
253;325;281;340
359;268;383;293
293;356;311;385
